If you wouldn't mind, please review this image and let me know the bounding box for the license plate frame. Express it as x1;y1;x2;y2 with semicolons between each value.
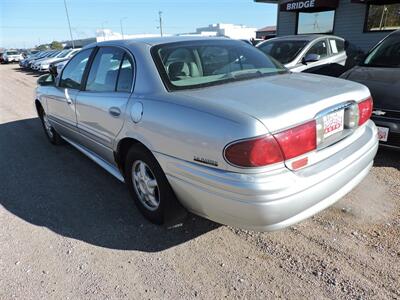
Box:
322;109;345;139
377;126;389;142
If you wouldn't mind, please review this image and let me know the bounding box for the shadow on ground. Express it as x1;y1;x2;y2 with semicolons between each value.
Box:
13;66;43;77
374;147;399;170
0;118;218;252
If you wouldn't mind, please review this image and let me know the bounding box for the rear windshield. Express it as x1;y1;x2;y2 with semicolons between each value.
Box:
257;40;308;64
6;51;19;55
151;40;287;91
363;35;400;68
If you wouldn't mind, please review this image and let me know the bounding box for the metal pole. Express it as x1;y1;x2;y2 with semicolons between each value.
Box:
120;20;124;39
158;11;163;37
120;17;127;40
63;0;75;48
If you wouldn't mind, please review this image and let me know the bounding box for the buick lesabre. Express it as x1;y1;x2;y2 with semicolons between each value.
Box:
35;37;378;231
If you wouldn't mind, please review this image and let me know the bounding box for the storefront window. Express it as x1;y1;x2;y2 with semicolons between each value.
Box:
366;4;400;32
297;11;335;34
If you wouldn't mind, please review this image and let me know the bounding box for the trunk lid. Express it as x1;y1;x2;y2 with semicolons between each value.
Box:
179;73;370;133
177;72;371;171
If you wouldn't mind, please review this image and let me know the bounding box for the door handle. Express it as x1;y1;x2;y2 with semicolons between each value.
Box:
109;107;121;117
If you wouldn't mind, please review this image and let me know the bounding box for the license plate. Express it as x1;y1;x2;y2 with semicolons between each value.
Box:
377;126;389;142
323;110;344;138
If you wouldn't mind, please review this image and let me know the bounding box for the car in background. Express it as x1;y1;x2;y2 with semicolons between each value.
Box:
340;30;400;149
31;50;61;71
53;58;70;74
2;50;24;63
20;51;53;68
256;35;363;76
36;48;81;72
34;37;377;231
0;52;4;64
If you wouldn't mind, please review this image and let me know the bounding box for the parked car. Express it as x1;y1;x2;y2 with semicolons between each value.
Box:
0;52;4;63
53;58;70;74
256;35;362;76
32;50;61;71
341;30;400;149
20;51;52;68
35;37;378;231
2;49;24;63
35;48;81;72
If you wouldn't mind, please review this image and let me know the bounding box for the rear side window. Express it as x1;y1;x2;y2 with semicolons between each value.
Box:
329;39;345;54
306;40;328;59
86;47;124;92
85;47;133;92
116;55;134;92
60;48;93;89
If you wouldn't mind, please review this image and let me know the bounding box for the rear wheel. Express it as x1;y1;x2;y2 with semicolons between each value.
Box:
39;108;62;145
124;145;185;225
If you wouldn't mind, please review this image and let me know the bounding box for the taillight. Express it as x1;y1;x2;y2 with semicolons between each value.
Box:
358;96;373;126
274;120;316;160
224;135;284;167
224;120;317;168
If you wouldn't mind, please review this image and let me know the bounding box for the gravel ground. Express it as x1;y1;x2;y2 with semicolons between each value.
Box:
0;63;399;300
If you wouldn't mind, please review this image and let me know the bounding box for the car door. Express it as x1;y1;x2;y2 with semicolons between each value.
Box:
46;48;93;138
295;39;329;72
75;46;134;162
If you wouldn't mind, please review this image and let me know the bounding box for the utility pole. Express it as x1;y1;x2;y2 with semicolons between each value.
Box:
63;0;75;48
101;21;108;41
158;11;163;37
120;17;127;40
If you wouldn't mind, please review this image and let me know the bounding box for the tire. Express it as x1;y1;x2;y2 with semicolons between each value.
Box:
124;145;185;225
39;107;62;145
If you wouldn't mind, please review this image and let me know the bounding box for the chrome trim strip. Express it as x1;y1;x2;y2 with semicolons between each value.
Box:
61;135;125;183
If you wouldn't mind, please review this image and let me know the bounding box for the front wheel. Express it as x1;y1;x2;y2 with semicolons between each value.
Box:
124;145;185;225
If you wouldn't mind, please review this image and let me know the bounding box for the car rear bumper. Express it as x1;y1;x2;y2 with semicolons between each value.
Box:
156;121;378;231
372;116;400;149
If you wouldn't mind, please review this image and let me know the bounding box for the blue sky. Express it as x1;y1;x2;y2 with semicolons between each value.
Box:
0;0;277;49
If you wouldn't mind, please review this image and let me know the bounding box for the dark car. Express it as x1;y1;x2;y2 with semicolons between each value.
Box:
341;30;400;149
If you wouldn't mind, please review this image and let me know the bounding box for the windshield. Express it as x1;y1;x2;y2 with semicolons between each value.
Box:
152;40;287;91
257;40;308;64
57;50;71;58
363;34;400;67
48;51;61;58
6;51;19;55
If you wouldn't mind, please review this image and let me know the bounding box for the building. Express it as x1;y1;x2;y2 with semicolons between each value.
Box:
255;0;400;51
256;25;277;39
195;23;257;39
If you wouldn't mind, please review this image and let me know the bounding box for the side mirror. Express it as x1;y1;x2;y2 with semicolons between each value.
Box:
49;64;58;77
37;74;55;86
302;53;321;65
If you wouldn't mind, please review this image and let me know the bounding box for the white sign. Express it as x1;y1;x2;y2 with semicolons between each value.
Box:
286;0;316;11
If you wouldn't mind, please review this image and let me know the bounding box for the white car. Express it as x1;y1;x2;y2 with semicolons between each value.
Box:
257;35;348;73
36;49;81;72
2;50;24;63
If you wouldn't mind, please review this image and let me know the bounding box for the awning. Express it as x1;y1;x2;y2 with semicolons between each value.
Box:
351;0;400;4
280;0;339;12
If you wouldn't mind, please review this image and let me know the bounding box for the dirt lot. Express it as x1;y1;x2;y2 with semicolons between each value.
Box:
0;63;399;300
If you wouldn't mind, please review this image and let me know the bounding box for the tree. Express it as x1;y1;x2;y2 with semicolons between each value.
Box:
36;44;48;51
50;41;63;50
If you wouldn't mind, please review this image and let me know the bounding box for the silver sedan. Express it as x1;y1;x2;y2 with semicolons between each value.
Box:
35;37;378;231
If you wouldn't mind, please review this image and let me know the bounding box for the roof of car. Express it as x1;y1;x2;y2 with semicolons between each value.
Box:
93;36;231;48
265;34;343;42
390;29;400;36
